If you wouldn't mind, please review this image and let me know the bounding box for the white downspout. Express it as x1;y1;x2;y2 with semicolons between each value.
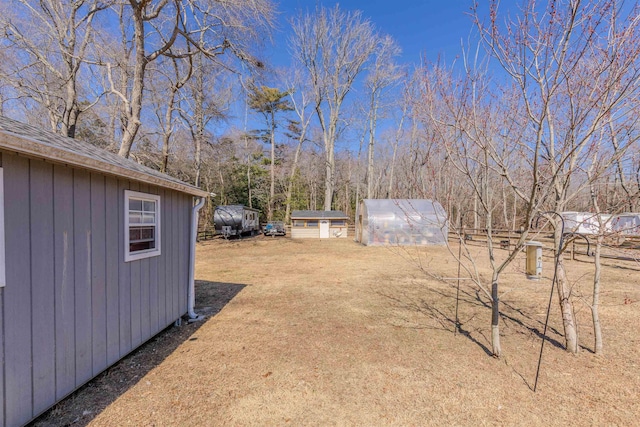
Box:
188;196;206;321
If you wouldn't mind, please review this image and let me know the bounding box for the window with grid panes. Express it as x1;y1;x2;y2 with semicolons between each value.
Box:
125;190;161;261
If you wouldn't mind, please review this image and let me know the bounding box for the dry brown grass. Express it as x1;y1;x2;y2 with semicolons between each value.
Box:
34;236;640;426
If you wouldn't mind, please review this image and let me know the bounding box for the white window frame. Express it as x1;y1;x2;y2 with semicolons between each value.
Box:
125;190;161;262
0;167;5;287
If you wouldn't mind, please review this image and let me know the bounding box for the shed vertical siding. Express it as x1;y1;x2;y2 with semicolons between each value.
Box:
171;191;181;319
90;173;107;376
73;169;93;386
30;160;56;415
4;154;32;427
148;185;160;338
0;287;3;426
158;188;169;327
0;157;4;427
139;183;151;343
128;182;142;349
117;179;131;358
160;191;177;320
104;176;120;366
53;165;76;400
179;193;189;313
0;151;194;426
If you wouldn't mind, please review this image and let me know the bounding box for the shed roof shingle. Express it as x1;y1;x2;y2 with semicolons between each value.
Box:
0;116;208;197
291;210;349;219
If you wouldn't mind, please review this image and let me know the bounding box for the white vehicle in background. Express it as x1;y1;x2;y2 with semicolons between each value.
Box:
610;213;640;236
560;212;611;235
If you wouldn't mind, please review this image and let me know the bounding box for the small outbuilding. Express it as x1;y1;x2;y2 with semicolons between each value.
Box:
0;116;209;426
355;199;448;246
291;210;349;238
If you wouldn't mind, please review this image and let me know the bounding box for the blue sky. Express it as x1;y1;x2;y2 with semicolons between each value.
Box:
268;0;478;68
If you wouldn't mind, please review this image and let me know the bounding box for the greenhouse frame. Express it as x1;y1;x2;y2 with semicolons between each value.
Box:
355;199;448;246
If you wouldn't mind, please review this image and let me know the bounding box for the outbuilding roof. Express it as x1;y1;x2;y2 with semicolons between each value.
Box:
291;210;349;219
0;115;208;197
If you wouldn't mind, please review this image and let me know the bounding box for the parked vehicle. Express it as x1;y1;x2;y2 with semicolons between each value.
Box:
214;205;260;238
611;213;640;236
263;221;286;236
560;211;611;235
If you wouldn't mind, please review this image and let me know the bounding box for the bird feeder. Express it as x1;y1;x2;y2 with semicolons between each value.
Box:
525;241;543;280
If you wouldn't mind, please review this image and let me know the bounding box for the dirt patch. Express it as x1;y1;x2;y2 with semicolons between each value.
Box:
32;236;640;426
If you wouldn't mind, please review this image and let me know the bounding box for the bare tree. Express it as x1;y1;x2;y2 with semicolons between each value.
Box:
290;5;379;210
386;70;419;198
283;69;314;223
364;35;402;199
179;54;231;187
422;56;534;357
104;0;275;158
585;114;640;355
0;0;108;136
147;55;193;173
473;0;640;353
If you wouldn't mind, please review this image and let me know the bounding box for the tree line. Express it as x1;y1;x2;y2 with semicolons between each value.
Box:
2;0;640;358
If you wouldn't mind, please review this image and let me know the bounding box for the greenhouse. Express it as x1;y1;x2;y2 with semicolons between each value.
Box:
355;199;448;246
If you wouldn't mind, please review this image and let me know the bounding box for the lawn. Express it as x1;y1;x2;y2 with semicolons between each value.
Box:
35;237;640;426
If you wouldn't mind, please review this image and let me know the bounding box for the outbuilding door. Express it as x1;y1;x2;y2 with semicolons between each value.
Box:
320;220;330;238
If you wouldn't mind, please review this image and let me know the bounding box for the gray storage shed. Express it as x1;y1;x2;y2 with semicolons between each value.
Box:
355;199;448;246
0;116;209;426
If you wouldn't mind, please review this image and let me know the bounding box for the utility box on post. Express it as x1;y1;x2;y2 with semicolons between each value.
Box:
525;241;543;280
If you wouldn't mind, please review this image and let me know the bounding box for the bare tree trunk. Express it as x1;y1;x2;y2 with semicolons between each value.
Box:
354;127;366;209
610;120;635;212
193;68;205;188
324;130;336;210
387;104;406;198
387;139;399;198
592;234;603;354
512;189;517;230
583;156;610;355
473;191;478;231
195;130;203;188
218;170;226;204
554;226;579;353
502;185;509;230
62;78;80;138
161;93;176;173
485;171;501;357
491;278;501;357
247;154;253;208
366;97;378;199
284;139;304;223
268;109;276;220
116;6;146;158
